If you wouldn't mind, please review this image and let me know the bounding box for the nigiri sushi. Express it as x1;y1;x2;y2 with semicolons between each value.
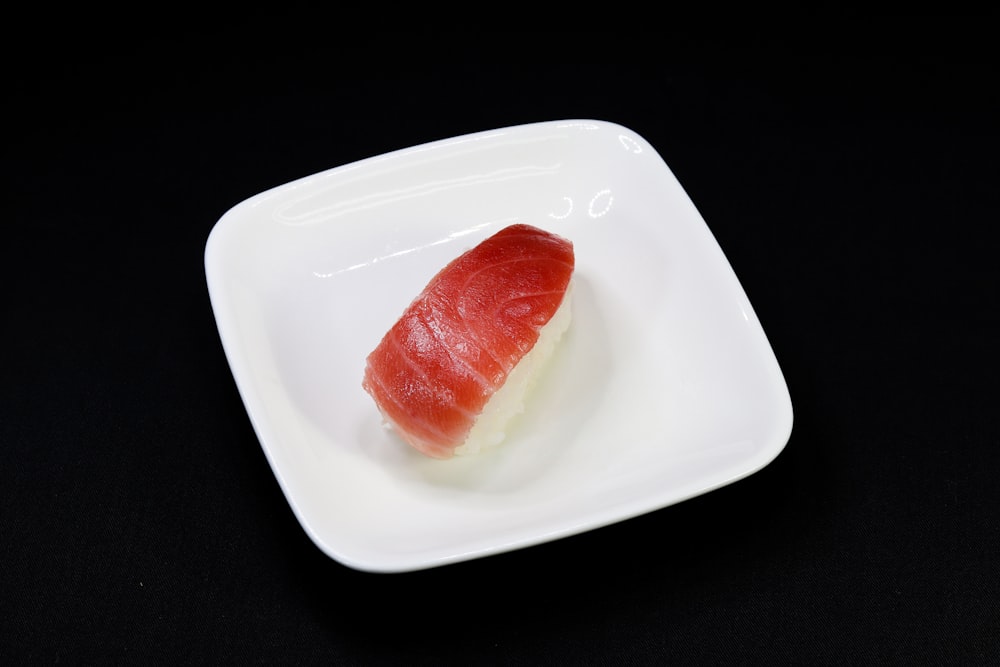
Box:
362;223;575;459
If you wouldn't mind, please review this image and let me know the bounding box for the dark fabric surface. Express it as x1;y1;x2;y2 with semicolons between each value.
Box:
4;26;998;664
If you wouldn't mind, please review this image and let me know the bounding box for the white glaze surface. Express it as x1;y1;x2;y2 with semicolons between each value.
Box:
205;120;793;572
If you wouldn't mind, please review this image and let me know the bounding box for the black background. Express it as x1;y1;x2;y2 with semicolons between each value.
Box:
5;24;998;664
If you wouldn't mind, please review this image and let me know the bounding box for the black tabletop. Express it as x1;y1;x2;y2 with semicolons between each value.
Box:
5;28;998;664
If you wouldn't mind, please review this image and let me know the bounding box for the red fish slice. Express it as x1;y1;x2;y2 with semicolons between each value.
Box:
362;223;575;459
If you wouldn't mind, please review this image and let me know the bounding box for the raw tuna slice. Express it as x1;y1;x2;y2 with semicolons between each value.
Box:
362;223;575;459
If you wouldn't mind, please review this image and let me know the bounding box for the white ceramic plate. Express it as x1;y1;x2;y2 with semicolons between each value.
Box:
205;120;792;573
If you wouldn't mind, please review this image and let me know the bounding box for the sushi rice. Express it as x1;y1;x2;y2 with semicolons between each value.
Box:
453;281;574;456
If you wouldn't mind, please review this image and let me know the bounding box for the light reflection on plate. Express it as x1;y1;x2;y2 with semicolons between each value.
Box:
205;119;792;573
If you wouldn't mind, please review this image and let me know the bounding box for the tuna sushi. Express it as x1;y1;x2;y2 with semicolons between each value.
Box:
362;223;575;459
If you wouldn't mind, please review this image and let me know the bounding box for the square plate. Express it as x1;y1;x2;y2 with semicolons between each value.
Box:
205;120;792;572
